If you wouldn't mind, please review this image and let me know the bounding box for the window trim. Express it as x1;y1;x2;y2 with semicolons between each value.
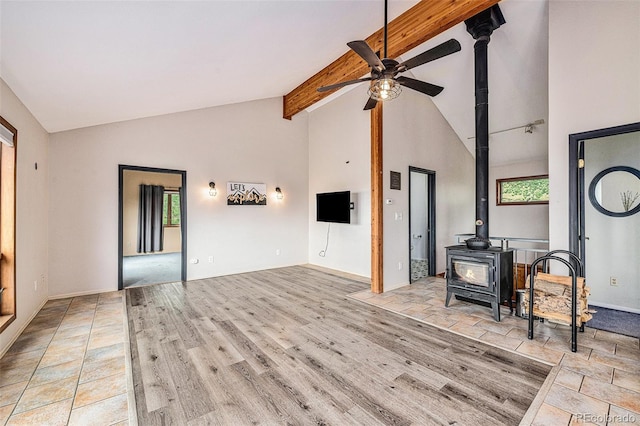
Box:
0;115;17;334
163;190;181;227
496;174;549;206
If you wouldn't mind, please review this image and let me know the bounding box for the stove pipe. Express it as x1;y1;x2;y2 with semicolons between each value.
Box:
465;5;505;246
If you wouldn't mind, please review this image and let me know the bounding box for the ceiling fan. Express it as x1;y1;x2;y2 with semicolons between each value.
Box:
317;0;461;110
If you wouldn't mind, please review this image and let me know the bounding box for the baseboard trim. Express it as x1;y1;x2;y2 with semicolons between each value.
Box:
589;302;640;314
48;288;120;300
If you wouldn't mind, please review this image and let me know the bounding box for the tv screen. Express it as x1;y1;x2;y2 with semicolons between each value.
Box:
316;191;351;224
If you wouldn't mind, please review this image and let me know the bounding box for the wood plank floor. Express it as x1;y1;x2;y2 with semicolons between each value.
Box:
125;266;552;425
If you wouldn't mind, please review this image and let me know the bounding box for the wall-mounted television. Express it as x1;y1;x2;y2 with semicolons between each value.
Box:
316;191;351;224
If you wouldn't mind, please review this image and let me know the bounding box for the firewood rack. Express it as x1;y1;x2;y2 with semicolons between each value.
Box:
527;250;585;353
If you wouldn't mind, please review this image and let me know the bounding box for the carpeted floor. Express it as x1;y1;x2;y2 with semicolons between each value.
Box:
123;252;182;287
586;305;640;338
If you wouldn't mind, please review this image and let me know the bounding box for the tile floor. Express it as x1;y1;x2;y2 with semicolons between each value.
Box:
410;258;429;282
0;292;130;426
349;278;640;426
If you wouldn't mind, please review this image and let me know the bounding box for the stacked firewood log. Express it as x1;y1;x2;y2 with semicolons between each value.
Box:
522;272;593;326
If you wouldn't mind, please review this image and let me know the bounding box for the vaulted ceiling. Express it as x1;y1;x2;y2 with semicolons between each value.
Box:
0;0;548;165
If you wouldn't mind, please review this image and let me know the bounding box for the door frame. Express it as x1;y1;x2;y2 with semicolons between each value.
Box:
568;121;640;273
408;166;436;281
118;164;187;290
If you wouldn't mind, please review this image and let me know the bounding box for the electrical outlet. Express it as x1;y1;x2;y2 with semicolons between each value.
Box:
34;280;38;291
208;256;214;263
398;262;403;270
276;249;280;256
610;277;618;286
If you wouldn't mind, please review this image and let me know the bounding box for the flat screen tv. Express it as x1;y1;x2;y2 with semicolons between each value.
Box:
316;191;351;224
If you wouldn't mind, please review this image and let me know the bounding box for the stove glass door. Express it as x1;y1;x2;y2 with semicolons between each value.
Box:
452;259;490;287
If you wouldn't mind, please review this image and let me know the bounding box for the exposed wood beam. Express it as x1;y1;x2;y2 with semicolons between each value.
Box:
283;0;500;119
370;103;383;294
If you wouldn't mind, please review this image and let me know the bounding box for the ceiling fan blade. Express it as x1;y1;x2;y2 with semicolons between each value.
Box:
317;77;372;93
396;39;461;72
347;40;385;71
363;96;378;110
396;76;444;97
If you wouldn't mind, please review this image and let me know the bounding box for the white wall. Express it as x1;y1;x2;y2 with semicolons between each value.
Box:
383;88;475;289
308;86;475;290
548;0;640;253
308;85;371;277
489;158;549;240
48;98;308;297
584;133;640;311
0;79;49;355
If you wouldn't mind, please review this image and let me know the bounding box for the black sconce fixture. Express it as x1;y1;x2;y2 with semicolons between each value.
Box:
275;187;283;200
209;182;217;197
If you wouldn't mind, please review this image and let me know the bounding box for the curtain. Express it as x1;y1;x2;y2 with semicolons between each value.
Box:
137;184;165;253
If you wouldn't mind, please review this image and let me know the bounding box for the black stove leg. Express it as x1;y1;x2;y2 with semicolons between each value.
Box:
491;301;501;322
445;290;452;307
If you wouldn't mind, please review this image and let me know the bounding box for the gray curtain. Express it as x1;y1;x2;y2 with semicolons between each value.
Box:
137;184;165;253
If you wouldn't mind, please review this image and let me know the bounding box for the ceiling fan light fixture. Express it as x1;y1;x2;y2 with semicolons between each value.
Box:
315;0;460;105
368;78;401;101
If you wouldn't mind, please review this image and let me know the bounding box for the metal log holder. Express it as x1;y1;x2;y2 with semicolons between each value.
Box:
541;250;586;334
527;252;583;352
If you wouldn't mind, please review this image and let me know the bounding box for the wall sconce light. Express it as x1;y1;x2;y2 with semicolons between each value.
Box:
275;187;283;200
209;182;217;197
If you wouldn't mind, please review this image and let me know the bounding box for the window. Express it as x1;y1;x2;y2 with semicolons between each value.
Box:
497;175;549;205
0;115;17;333
163;191;181;226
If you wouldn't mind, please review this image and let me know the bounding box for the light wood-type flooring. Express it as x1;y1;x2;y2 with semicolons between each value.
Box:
126;266;551;425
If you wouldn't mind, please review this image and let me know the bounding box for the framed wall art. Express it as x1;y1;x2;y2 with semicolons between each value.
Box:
227;182;267;205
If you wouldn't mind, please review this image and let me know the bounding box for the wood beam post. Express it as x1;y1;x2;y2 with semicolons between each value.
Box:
371;103;383;293
283;0;500;119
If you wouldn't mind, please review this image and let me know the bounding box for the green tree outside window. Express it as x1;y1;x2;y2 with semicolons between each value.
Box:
497;175;549;205
163;192;181;226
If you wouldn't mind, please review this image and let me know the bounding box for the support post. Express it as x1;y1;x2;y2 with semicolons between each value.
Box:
371;103;383;293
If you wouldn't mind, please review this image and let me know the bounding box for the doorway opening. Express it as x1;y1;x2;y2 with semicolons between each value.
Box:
569;122;640;317
408;167;436;282
118;165;187;290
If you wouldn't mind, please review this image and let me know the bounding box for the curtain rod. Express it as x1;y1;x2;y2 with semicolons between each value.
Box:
467;119;545;140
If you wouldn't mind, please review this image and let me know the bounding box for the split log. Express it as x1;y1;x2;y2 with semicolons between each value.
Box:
525;272;585;291
522;273;591;326
522;291;591;316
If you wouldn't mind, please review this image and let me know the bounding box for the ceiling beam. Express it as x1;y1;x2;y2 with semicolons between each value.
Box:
282;0;500;119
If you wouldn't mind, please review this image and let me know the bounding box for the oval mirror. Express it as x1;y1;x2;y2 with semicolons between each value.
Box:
588;166;640;217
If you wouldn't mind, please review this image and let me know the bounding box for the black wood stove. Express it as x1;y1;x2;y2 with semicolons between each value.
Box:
445;245;513;321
